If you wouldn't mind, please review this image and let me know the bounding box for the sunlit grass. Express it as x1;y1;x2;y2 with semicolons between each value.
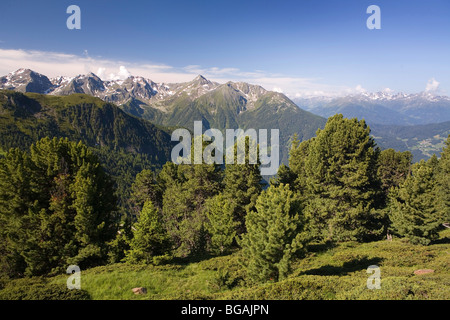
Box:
4;229;449;300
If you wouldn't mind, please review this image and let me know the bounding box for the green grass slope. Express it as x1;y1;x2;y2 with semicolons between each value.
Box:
3;229;447;300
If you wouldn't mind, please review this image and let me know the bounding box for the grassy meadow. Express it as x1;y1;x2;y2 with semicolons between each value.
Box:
2;229;448;300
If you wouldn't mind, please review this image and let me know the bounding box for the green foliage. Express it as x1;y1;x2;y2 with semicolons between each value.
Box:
25;232;448;300
107;217;133;264
159;137;223;258
130;169;163;214
377;148;412;198
1;88;449;299
302;114;385;242
125;200;171;264
222;136;264;234
0;137;118;277
204;194;239;255
94;146;158;217
0;90;173;219
287;135;310;191
389;158;444;245
437;135;450;223
241;184;307;283
0;277;90;300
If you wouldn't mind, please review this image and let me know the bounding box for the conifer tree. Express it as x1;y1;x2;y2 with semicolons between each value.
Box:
388;157;443;245
125;200;171;264
130;169;163;215
437;135;450;223
222;136;263;235
107;216;133;263
303;114;384;242
377;148;412;199
160;135;222;257
204;194;239;255
271;135;302;189
241;184;306;283
287;135;311;196
0;137;118;277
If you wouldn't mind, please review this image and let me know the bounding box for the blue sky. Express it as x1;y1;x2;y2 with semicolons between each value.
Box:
1;0;449;97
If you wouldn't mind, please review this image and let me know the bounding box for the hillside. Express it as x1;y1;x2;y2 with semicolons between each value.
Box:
1;230;448;300
0;90;175;211
0;90;173;159
371;121;450;161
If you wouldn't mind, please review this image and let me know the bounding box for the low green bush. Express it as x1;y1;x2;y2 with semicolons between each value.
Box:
0;277;91;300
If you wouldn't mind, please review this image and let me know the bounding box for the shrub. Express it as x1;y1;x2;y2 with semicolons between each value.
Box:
0;277;90;300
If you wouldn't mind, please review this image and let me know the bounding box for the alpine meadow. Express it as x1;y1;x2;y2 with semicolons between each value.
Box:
0;0;449;306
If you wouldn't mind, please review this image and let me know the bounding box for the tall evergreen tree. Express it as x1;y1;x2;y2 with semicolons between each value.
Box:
160;136;222;257
223;136;263;235
377;148;412;199
0;137;118;277
303;114;384;242
287;135;311;196
125;200;171;264
204;194;239;255
437;135;450;224
388;157;443;245
130;169;163;215
107;216;133;264
241;184;307;283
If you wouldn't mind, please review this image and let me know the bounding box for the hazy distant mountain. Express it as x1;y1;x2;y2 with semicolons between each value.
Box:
294;91;450;125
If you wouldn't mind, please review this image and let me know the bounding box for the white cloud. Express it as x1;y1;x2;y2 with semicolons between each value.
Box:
425;78;440;93
96;67;106;79
353;84;367;94
272;87;283;93
0;47;373;97
107;66;131;80
0;48;194;83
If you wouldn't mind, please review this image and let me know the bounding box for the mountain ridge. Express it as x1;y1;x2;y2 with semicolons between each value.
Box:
0;69;326;164
2;69;449;163
294;91;450;125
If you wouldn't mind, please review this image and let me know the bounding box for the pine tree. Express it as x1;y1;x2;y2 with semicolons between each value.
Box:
437;135;450;223
204;194;239;255
388;157;443;245
271;134;303;189
287;135;311;196
0;137;118;277
303;114;384;242
160;136;222;257
107;216;133;263
377;148;412;199
0;148;38;277
223;136;263;235
130;169;163;215
240;184;307;283
125;200;171;264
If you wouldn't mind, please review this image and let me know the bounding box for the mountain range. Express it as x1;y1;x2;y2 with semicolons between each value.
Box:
0;69;326;164
1;69;450;163
294;91;450;126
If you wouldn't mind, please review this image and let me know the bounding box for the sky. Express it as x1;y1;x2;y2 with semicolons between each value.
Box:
0;0;449;97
